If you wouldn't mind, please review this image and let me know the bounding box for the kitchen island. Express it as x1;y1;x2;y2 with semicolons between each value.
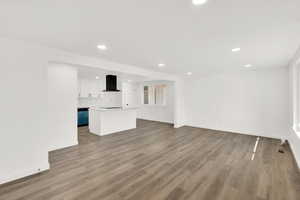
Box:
89;107;138;136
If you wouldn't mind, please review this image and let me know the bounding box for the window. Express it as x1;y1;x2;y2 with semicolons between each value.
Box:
144;86;149;104
143;85;166;105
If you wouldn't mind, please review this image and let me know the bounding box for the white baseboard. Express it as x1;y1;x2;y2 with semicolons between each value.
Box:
137;118;173;124
288;137;300;169
1;139;78;185
0;161;49;185
185;123;281;140
174;123;185;128
48;140;78;152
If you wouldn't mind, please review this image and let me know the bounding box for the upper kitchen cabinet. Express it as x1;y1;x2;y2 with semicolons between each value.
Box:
78;79;105;98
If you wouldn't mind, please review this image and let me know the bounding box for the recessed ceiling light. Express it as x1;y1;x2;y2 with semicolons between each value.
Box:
97;44;107;50
232;48;241;52
192;0;207;5
158;63;165;67
244;64;252;68
187;72;193;75
95;76;99;79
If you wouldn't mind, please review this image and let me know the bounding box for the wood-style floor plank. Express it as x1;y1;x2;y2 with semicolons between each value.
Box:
0;119;299;200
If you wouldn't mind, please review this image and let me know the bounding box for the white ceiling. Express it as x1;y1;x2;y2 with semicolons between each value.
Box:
1;0;300;76
77;66;147;82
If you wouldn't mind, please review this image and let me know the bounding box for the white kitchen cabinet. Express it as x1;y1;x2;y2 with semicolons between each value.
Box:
78;79;104;98
89;107;138;136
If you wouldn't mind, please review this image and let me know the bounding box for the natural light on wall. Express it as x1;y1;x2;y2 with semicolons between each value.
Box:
143;85;166;105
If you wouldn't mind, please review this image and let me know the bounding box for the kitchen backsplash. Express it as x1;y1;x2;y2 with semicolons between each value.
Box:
78;97;98;108
78;92;122;108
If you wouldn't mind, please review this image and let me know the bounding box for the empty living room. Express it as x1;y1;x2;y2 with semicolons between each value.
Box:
0;1;300;200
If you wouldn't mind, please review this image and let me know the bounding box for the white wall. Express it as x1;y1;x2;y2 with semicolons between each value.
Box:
122;82;139;108
184;67;289;139
174;80;186;128
47;64;78;151
0;37;184;184
0;38;50;184
137;81;175;124
288;47;300;168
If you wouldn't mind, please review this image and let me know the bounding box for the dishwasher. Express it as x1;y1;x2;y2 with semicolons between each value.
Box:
78;108;89;127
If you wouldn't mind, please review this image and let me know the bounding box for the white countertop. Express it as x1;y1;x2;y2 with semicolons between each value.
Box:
89;106;139;111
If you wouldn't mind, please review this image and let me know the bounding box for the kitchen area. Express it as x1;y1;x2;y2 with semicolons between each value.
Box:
76;66;174;141
77;67;142;137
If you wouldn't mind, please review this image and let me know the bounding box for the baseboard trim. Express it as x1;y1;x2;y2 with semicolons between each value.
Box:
185;123;281;140
0;161;49;185
287;139;300;170
174;123;185;128
48;140;78;152
137;118;174;125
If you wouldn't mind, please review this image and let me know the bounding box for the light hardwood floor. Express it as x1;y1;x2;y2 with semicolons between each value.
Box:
0;120;299;200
